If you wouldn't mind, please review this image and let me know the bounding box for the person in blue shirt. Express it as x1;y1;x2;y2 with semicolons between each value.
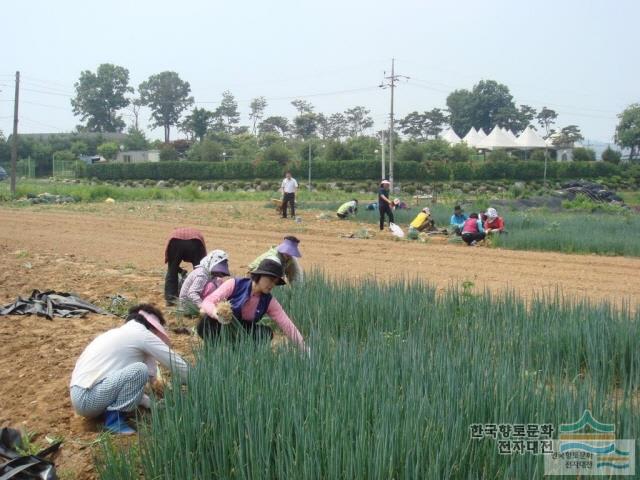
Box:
450;205;468;236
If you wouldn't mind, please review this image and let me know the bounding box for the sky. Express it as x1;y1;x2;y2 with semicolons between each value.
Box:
1;0;638;144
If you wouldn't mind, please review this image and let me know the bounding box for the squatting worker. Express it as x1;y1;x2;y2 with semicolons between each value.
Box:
197;259;307;351
450;205;468;236
249;235;303;284
336;199;358;219
280;171;298;219
409;207;435;235
164;227;207;306
461;213;486;246
179;249;231;309
69;304;190;435
378;179;394;231
484;207;505;235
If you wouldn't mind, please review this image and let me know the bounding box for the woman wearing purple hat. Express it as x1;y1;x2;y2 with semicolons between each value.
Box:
179;249;230;310
248;235;303;284
69;304;190;435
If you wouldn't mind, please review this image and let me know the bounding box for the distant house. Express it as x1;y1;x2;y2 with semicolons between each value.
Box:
114;150;160;164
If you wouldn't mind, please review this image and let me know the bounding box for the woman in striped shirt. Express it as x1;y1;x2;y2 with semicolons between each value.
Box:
179;250;230;309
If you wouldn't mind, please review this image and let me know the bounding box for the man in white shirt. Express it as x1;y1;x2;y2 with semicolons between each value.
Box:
69;304;190;435
280;171;298;219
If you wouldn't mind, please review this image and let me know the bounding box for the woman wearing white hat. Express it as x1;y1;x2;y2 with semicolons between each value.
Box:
69;304;190;435
179;249;231;309
378;180;394;231
484;207;505;235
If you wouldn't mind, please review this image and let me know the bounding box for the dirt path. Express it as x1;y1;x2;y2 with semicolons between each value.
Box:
0;201;638;478
1;202;638;306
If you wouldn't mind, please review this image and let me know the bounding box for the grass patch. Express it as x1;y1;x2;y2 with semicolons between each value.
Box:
97;272;639;479
302;199;640;257
0;180;373;203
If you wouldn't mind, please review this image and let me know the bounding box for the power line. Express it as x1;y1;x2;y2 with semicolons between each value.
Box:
20;116;68;131
21;87;73;97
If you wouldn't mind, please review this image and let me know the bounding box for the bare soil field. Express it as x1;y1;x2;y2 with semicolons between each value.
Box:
0;201;638;478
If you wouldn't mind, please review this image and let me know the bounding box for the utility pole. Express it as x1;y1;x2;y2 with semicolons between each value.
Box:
381;131;386;179
10;71;20;198
308;143;311;190
379;58;408;193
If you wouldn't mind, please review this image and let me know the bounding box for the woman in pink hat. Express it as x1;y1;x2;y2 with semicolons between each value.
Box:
69;304;190;435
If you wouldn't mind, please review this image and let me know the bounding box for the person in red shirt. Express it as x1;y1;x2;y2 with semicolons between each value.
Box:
164;228;207;306
484;208;505;235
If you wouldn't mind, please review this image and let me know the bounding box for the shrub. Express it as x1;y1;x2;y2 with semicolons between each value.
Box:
187;139;224;162
396;141;423;162
96;142;119;160
159;145;179;161
601;146;622;164
422;139;451;162
264;143;291;165
572;147;596;162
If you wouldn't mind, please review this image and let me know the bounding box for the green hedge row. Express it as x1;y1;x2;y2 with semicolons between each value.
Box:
85;159;635;182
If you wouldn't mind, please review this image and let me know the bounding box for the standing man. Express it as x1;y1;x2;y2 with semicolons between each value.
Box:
164;227;207;306
378;179;394;231
280;171;298;219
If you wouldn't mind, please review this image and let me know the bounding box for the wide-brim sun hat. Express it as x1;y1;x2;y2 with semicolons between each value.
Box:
381;179;390;185
138;310;171;346
252;259;286;285
211;259;230;276
277;236;302;258
486;207;498;219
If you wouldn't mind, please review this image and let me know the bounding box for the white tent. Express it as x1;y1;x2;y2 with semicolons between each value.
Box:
477;126;519;150
516;127;547;149
477;128;487;138
440;128;461;145
462;127;482;147
505;129;518;141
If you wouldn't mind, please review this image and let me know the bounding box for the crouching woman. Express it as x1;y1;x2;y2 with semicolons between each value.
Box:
197;259;306;350
69;304;190;435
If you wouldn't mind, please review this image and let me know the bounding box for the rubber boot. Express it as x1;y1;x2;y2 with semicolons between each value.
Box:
104;410;135;435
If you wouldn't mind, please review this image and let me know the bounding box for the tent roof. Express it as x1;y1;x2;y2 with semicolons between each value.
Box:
477;126;519;150
505;129;518;141
440;128;461;145
516;127;548;149
462;127;482;147
477;128;487;138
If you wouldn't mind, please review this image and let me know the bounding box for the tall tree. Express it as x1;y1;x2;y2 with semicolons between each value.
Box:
316;114;331;140
344;106;374;136
399;108;448;140
424;108;448;137
138;71;194;142
293;113;318;139
181;108;214;141
71;63;133;132
291;99;314;114
258;116;290;137
615;103;640;160
553;125;583;146
446;80;519;135
536;107;558;138
214;90;240;134
249;97;268;135
328;113;348;139
399;111;429;140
